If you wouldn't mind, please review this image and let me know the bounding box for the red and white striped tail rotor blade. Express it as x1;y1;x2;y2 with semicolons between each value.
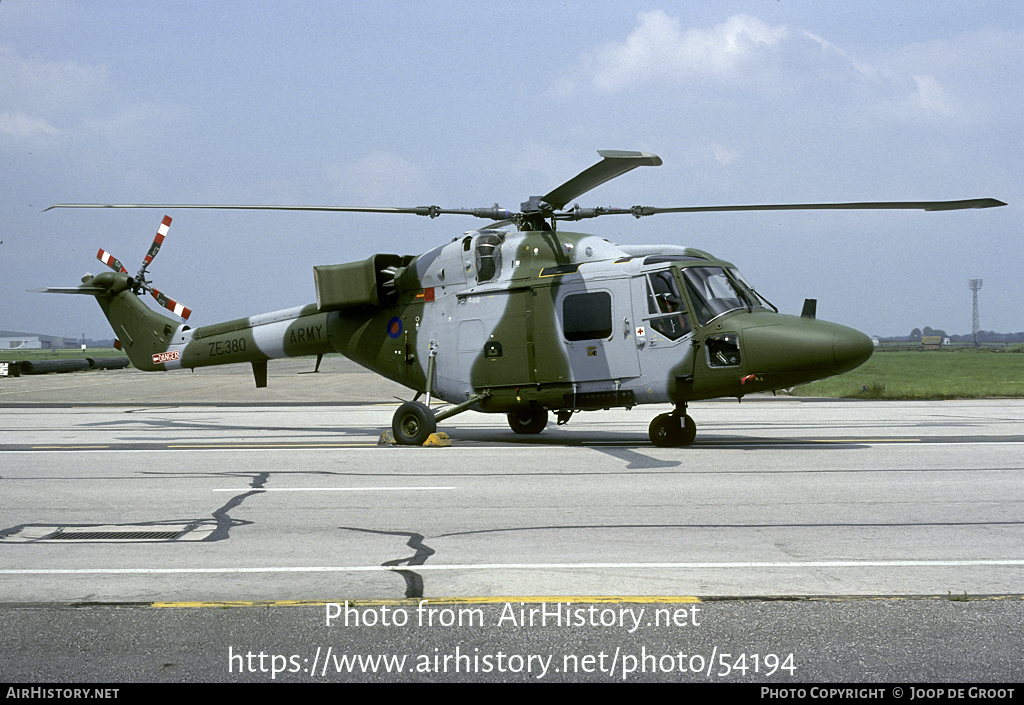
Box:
97;248;128;273
143;215;172;266
151;288;192;320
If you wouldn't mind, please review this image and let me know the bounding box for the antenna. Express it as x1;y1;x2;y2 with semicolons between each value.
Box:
969;279;983;348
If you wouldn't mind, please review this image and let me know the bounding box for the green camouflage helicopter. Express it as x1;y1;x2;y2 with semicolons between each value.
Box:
40;150;1005;446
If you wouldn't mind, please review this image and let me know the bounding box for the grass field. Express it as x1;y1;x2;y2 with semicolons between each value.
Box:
792;348;1024;399
3;347;1022;399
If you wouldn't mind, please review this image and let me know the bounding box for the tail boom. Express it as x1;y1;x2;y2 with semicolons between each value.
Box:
84;272;333;377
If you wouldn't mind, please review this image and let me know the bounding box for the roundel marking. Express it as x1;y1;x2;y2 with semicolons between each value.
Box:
387;317;403;339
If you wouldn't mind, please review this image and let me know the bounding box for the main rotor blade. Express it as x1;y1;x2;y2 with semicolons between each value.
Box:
630;198;1007;216
541;150;663;211
45;203;514;219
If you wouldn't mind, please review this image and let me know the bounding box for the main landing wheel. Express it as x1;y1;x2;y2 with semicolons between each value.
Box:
392;401;436;445
507;407;549;434
649;413;696;447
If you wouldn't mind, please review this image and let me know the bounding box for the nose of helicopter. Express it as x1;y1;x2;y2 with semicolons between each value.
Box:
740;315;873;383
831;323;874;373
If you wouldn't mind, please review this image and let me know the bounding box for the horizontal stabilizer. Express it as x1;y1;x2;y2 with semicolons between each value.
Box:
29;286;107;295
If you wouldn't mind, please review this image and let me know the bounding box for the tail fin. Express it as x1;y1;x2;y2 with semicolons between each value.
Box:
32;270;185;371
87;271;186;371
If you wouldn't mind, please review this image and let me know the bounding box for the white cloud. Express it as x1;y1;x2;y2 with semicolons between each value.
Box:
511;143;583;194
556;11;996;131
876;27;1024;125
0;42;195;167
84;102;190;147
0;111;59;140
585;11;789;93
0;44;112;118
0;44;109;148
711;143;740;166
327;152;429;204
910;74;955;116
798;29;875;80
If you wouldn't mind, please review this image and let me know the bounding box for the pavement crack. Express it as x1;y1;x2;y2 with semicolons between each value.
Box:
341;527;435;599
205;472;268;541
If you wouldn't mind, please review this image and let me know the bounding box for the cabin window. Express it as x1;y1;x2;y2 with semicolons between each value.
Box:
474;232;504;282
562;292;612;341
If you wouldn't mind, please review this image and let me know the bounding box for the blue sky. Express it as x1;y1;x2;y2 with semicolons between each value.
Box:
2;1;1021;340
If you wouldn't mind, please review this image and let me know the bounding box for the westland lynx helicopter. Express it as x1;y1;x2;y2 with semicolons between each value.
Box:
40;151;1005;446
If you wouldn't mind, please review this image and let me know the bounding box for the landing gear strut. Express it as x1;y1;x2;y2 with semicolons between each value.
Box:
649;407;696;447
389;390;492;445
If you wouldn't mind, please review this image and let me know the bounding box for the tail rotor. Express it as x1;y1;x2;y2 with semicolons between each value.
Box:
94;215;193;320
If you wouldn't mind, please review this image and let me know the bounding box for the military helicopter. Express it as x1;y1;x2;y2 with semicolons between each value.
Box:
40;150;1005;446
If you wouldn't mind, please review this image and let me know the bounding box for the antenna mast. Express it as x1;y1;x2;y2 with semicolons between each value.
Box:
969;279;983;348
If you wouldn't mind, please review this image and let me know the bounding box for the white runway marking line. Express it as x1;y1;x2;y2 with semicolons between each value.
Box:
5;559;1024;575
211;487;457;492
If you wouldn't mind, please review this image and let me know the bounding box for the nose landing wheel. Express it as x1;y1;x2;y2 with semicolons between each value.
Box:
392;401;437;445
649;411;696;447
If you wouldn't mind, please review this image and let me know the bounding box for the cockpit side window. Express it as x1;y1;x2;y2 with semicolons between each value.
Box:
648;270;681;313
644;270;691;341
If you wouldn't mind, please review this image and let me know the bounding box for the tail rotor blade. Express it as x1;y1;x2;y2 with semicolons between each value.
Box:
139;216;193;320
143;215;172;267
152;288;192;320
97;249;128;274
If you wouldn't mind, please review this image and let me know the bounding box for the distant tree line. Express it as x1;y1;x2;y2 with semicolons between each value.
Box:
878;327;1024;344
